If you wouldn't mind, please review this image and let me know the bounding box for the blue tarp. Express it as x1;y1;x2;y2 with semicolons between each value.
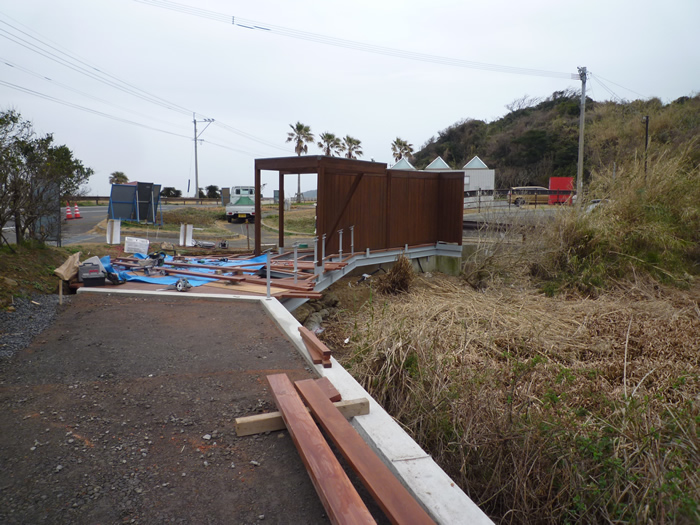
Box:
101;254;268;288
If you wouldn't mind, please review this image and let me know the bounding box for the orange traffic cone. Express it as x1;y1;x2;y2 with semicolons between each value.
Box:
65;204;73;220
73;202;82;219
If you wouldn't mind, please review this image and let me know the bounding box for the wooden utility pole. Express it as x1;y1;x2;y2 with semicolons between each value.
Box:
642;115;650;174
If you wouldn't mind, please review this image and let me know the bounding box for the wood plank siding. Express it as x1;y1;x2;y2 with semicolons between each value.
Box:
254;156;463;257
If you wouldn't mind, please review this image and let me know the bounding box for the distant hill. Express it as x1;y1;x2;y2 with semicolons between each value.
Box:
302;189;317;200
412;90;700;188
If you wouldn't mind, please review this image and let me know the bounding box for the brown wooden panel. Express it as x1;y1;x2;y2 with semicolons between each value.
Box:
267;374;375;524
315;376;342;402
295;379;436;525
298;326;331;365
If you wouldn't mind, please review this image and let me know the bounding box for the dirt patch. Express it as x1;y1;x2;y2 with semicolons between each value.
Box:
0;294;339;524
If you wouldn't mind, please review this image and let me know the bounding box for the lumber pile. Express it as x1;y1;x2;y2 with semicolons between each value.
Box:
110;254;327;299
298;326;332;368
262;373;436;525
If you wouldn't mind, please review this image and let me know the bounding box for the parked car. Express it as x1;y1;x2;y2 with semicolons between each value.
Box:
585;198;610;213
508;186;550;206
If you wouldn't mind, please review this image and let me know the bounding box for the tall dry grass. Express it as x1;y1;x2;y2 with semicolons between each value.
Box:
520;146;700;295
333;276;699;523
330;147;700;523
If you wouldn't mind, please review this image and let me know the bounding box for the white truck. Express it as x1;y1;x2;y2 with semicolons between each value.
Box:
225;186;256;223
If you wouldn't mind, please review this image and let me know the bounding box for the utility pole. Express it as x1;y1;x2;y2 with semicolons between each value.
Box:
576;66;587;203
193;113;214;198
642;115;650;174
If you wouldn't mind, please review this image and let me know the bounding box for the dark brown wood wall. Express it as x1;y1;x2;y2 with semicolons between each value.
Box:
317;168;463;255
317;171;386;254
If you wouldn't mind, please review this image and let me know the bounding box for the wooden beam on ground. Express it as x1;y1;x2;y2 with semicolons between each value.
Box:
266;374;375;524
315;376;341;402
234;397;368;437
295;379;436;525
159;268;245;282
299;326;332;368
238;275;316;291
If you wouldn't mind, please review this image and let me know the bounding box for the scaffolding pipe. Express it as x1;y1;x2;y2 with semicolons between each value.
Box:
266;251;271;299
293;242;298;285
350;225;354;255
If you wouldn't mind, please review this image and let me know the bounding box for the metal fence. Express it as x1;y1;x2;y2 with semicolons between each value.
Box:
464;189;575;211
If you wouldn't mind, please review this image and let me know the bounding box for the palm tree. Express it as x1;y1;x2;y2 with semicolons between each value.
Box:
340;136;363;160
109;171;129;185
391;138;414;162
286;122;314;203
317;132;342;157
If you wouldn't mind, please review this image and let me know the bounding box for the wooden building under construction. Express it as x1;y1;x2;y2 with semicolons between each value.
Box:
254;156;464;259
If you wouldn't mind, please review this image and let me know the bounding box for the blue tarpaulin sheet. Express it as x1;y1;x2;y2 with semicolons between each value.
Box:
101;254;268;287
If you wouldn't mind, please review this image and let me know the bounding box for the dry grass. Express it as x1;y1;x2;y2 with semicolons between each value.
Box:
375;254;414;295
328;275;699;524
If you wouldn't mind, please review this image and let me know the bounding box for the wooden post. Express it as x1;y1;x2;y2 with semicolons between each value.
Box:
279;170;285;249
254;165;261;255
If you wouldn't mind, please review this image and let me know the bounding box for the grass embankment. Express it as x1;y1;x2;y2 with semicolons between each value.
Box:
327;276;698;524
263;206;316;234
325;151;699;524
0;243;74;307
119;206;227;234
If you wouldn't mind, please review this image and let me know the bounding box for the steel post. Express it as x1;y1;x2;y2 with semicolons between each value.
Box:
350;225;354;255
338;229;343;261
266;251;271;299
293;242;298;284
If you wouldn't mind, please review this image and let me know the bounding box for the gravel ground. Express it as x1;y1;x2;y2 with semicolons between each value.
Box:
1;294;326;523
0;293;390;524
0;294;68;359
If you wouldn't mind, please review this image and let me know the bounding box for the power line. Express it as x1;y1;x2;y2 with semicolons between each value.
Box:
591;73;646;99
136;0;573;80
0;79;191;138
1;78;268;157
0;11;292;153
1;58;188;130
0;22;192;115
590;74;625;103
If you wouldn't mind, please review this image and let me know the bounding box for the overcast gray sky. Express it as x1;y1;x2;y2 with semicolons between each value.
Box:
2;0;698;197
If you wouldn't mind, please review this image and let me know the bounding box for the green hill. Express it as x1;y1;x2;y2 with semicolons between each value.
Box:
412;91;700;188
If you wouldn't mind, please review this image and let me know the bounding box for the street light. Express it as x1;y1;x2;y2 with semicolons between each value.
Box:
193;114;215;198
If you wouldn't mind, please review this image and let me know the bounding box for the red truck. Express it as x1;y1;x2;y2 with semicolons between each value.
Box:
548;177;574;205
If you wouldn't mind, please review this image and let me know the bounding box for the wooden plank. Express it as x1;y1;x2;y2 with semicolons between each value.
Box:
298;326;331;359
200;282;288;296
295;379;436;525
266;374;375;525
315;377;341;402
234;397;368;436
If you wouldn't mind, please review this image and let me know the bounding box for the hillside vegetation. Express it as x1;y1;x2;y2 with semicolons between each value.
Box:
326;92;700;523
413;91;700;188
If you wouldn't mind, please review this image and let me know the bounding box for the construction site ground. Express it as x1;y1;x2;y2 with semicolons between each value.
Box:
0;293;389;524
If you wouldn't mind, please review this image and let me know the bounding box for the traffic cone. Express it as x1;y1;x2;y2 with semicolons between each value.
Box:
65;204;73;220
73;202;82;219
